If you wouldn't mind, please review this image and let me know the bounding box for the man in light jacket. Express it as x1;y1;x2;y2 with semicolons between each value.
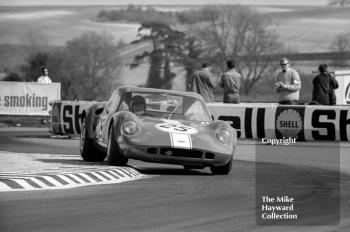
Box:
37;67;52;84
274;58;301;105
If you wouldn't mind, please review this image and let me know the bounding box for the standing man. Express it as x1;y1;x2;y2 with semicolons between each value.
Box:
37;67;52;83
190;62;216;103
219;60;241;103
311;64;339;105
274;58;301;105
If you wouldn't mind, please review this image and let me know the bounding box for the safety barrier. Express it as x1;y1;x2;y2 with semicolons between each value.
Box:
50;100;93;135
50;101;350;141
209;103;350;141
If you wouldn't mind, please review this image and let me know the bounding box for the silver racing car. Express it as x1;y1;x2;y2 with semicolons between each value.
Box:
80;86;237;174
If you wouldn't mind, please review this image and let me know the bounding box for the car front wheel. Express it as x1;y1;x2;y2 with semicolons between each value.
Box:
183;165;204;170
107;126;128;166
80;117;106;162
210;157;232;175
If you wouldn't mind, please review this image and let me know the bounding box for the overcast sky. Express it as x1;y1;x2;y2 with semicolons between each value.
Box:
0;0;329;6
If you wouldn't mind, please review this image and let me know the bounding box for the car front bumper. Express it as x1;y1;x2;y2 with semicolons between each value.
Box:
119;143;233;167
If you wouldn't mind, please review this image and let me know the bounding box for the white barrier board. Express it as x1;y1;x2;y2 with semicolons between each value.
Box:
335;70;350;105
0;82;61;116
50;100;350;141
208;103;350;142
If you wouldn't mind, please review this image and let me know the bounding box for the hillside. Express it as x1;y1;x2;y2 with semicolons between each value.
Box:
1;5;349;48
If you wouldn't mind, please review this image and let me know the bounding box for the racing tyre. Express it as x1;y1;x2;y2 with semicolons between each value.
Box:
210;157;232;175
183;165;204;170
80;117;107;162
107;126;128;166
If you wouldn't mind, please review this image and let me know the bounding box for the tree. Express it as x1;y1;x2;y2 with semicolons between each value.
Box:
131;22;185;89
176;34;207;91
3;72;23;82
96;5;177;25
328;0;350;7
330;34;350;52
21;31;123;100
21;49;68;85
64;31;123;100
21;52;49;82
329;34;350;66
197;5;282;94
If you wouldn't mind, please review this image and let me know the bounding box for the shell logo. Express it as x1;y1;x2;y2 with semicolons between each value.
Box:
276;109;303;138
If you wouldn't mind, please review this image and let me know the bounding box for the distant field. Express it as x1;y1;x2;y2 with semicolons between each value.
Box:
272;7;350;52
0;6;139;46
0;5;349;50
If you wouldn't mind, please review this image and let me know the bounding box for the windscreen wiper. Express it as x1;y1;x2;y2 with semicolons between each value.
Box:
167;104;180;120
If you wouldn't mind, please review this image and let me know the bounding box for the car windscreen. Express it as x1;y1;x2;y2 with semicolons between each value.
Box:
118;92;212;122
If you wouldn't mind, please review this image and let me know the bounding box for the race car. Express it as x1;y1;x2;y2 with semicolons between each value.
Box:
80;86;237;174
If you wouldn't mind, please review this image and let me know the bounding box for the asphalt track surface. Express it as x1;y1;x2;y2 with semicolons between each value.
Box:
0;128;350;232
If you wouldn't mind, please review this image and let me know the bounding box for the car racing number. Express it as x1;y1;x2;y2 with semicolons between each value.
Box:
62;104;82;135
156;123;198;134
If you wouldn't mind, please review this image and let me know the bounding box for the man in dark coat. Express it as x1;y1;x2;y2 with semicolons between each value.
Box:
190;62;216;103
311;64;339;105
219;60;241;103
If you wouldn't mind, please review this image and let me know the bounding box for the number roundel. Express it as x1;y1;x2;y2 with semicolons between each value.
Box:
155;123;198;134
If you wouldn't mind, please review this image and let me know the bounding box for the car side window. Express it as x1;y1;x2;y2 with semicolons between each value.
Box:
104;90;120;114
118;99;131;112
184;99;210;121
117;93;133;112
110;91;121;113
104;101;113;114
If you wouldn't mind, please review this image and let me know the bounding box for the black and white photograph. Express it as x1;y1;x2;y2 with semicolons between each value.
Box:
0;0;349;231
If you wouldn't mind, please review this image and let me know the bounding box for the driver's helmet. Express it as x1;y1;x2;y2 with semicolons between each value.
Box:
131;95;146;115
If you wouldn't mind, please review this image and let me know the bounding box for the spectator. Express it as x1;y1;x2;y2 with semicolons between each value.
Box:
219;60;241;103
274;58;301;105
190;62;216;103
37;67;52;83
311;64;339;105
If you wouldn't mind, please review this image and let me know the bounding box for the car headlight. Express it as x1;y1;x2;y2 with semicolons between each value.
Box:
216;128;230;144
121;120;140;136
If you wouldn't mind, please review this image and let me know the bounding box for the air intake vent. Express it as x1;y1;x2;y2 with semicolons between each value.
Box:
205;152;215;159
147;148;158;154
160;148;203;158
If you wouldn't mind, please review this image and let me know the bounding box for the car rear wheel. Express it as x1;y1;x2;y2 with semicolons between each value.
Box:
107;126;128;166
80;117;106;162
210;157;232;175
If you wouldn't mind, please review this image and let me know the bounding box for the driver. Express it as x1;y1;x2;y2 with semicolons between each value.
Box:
131;95;146;115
